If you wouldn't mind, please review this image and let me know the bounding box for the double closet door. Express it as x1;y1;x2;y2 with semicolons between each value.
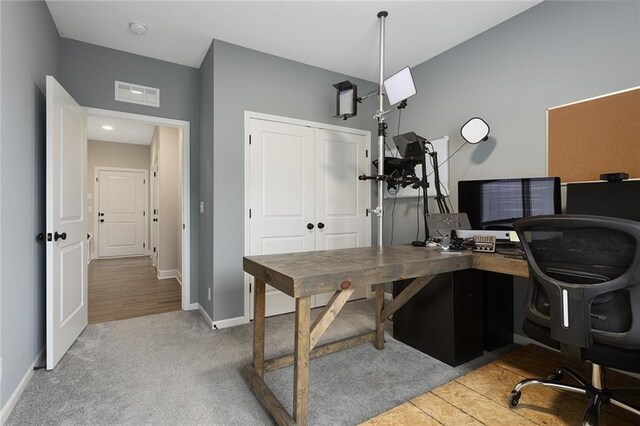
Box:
248;117;371;317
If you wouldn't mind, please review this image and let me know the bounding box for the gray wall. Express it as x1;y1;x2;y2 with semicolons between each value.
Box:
0;0;59;408
382;1;640;334
199;42;214;316
57;38;200;304
211;40;379;321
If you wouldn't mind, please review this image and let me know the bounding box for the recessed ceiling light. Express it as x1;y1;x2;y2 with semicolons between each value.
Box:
129;21;148;35
102;125;114;131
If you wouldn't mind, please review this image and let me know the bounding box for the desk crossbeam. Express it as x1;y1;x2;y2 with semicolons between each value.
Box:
380;275;435;321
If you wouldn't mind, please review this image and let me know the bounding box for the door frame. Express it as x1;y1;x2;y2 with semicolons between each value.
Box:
85;107;192;311
93;166;149;259
243;111;372;323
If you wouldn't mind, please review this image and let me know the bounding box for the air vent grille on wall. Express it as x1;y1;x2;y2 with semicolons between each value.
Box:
115;81;160;107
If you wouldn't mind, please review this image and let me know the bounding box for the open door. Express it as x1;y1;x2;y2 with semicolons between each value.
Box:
46;76;88;370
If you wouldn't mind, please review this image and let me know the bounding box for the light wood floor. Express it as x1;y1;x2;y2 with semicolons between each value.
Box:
88;256;182;324
362;344;640;425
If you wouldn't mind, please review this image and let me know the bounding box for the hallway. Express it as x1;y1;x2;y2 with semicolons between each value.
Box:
89;256;182;324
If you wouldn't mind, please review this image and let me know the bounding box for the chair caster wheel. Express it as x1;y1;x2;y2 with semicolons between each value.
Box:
508;391;521;408
548;369;564;381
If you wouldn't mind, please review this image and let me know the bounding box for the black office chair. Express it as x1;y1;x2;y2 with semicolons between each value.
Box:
510;215;640;425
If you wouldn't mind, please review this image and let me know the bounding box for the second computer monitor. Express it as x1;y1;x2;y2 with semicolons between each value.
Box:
458;177;561;230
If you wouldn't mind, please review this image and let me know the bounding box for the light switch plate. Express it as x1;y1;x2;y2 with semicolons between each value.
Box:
200;201;205;214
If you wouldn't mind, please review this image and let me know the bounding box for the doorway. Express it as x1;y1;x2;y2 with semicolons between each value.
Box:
85;109;191;317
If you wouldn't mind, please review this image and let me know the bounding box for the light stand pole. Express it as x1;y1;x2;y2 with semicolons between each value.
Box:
373;10;388;249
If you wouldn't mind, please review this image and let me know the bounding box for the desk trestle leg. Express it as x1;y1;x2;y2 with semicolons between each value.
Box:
374;284;385;349
293;296;311;426
375;276;435;351
253;279;266;377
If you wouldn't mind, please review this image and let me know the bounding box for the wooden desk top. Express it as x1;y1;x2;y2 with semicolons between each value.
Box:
244;245;473;298
472;252;529;278
244;245;531;298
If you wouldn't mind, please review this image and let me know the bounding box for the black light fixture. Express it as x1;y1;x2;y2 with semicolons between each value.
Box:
333;80;358;120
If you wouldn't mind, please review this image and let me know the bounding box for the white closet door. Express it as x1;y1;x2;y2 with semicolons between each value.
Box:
314;128;371;306
249;118;316;317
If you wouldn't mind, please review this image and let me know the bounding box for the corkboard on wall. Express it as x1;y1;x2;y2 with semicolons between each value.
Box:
548;87;640;183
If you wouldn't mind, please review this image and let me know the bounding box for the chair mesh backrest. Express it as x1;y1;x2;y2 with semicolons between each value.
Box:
520;219;638;339
524;226;635;282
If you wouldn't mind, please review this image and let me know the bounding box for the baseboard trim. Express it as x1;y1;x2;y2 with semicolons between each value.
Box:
157;269;180;280
0;348;45;424
198;304;214;329
187;302;198;311
212;315;247;330
176;272;182;286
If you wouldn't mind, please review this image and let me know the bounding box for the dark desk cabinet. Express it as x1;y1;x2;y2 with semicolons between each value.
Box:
482;271;514;351
392;269;483;366
392;269;515;367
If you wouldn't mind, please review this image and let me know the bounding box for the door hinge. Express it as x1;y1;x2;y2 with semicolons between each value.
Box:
366;209;369;217
366;149;369;158
249;209;252;219
249;282;252;293
183;224;186;230
96;178;99;182
249;135;252;145
143;243;146;248
143;211;146;216
144;179;146;184
154;171;157;177
153;247;156;253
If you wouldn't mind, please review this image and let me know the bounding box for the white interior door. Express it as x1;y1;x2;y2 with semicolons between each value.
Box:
97;169;146;257
151;162;159;267
46;76;87;370
314;128;371;306
249;118;315;317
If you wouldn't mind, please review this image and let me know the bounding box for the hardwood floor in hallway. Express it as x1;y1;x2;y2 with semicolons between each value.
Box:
89;256;182;324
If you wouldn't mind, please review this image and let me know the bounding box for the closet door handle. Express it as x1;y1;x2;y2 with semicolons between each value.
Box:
54;231;67;241
317;222;325;229
306;223;314;230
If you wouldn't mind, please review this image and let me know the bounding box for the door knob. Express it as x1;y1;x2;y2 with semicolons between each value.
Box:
306;223;314;230
100;219;104;223
54;231;67;241
153;218;158;222
98;212;104;217
317;222;325;229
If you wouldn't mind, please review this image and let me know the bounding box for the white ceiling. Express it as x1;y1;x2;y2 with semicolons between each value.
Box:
46;1;540;82
87;115;156;145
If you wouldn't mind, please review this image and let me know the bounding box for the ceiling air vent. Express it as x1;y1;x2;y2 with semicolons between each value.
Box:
115;81;160;108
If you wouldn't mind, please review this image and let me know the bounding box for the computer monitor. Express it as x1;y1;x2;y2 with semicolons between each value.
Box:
566;180;640;221
458;177;561;230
